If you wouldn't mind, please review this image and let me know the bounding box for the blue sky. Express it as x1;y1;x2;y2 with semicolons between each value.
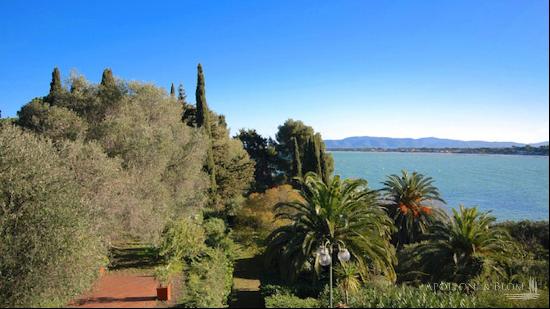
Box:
0;0;548;143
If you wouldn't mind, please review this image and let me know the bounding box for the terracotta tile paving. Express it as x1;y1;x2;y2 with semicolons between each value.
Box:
69;272;159;308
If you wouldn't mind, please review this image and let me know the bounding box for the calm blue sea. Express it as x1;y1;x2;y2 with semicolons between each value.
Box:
331;151;549;221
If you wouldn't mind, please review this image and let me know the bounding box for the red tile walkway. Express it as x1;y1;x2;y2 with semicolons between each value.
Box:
69;272;159;308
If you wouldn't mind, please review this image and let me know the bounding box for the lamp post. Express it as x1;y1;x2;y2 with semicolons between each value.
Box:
317;240;350;308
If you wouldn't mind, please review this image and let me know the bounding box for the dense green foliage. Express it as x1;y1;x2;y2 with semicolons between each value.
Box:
265;173;396;282
402;206;513;283
265;293;320;308
496;220;549;259
275;119;334;182
0;125;106;307
159;216;235;307
182;67;255;210
194;63;217;197
180;247;234;307
15;69;211;243
237;119;335;192
290;137;302;179
236;129;280;192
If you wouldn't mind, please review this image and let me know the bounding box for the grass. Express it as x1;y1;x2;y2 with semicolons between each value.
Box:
108;242;162;273
227;235;266;308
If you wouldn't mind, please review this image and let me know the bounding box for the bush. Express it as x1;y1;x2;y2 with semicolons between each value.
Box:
203;217;237;260
179;247;234;308
259;277;324;299
158;216;236;307
159;217;206;262
260;284;296;298
203;217;227;246
0;125;105;307
264;293;319;308
236;185;301;235
496;221;549;260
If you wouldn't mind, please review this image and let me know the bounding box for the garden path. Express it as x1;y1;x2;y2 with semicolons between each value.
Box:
228;254;264;308
69;244;166;308
68;271;159;308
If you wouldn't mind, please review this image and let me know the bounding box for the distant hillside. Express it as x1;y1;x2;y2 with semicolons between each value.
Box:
324;136;549;149
530;141;550;147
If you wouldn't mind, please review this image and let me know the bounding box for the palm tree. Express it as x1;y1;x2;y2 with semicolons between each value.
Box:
381;170;446;249
411;205;513;283
264;172;397;283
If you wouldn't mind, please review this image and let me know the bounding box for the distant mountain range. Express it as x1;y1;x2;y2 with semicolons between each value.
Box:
324;136;549;149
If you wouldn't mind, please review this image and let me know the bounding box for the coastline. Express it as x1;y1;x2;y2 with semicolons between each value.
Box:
327;147;549;156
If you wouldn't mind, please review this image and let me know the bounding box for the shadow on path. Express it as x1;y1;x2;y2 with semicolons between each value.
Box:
228;255;264;308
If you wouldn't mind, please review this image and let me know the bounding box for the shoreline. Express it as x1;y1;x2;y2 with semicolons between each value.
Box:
327;148;549;157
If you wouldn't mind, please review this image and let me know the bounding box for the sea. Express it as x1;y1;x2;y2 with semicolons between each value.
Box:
331;151;549;221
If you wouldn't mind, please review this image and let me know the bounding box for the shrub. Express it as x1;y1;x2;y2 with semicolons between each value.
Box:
203;217;237;260
496;221;549;249
203;217;227;246
260;284;296;298
236;185;300;234
496;220;549;260
264;293;319;308
0;125;105;307
158;216;236;307
259;279;324;299
159;217;206;262
179;247;234;308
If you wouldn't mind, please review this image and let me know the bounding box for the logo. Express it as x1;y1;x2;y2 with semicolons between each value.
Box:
505;278;539;301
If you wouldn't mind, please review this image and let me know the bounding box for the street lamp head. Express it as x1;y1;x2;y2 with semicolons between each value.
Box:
337;248;351;262
319;251;332;266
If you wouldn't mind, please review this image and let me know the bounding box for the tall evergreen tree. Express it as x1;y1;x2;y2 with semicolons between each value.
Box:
47;67;63;104
195;64;209;129
100;68;116;88
178;84;187;104
195;64;217;194
312;135;322;176
50;67;62;94
170;83;176;98
291;137;302;179
316;133;330;183
303;136;321;175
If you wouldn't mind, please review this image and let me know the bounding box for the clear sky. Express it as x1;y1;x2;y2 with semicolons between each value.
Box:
0;0;548;143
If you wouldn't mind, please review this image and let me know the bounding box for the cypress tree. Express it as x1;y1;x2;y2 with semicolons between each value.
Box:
47;67;63;104
291;137;302;179
195;64;209;129
100;68;116;88
303;136;321;176
312;134;322;176
195;64;217;194
178;84;187;105
170;83;176;98
316;133;330;183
